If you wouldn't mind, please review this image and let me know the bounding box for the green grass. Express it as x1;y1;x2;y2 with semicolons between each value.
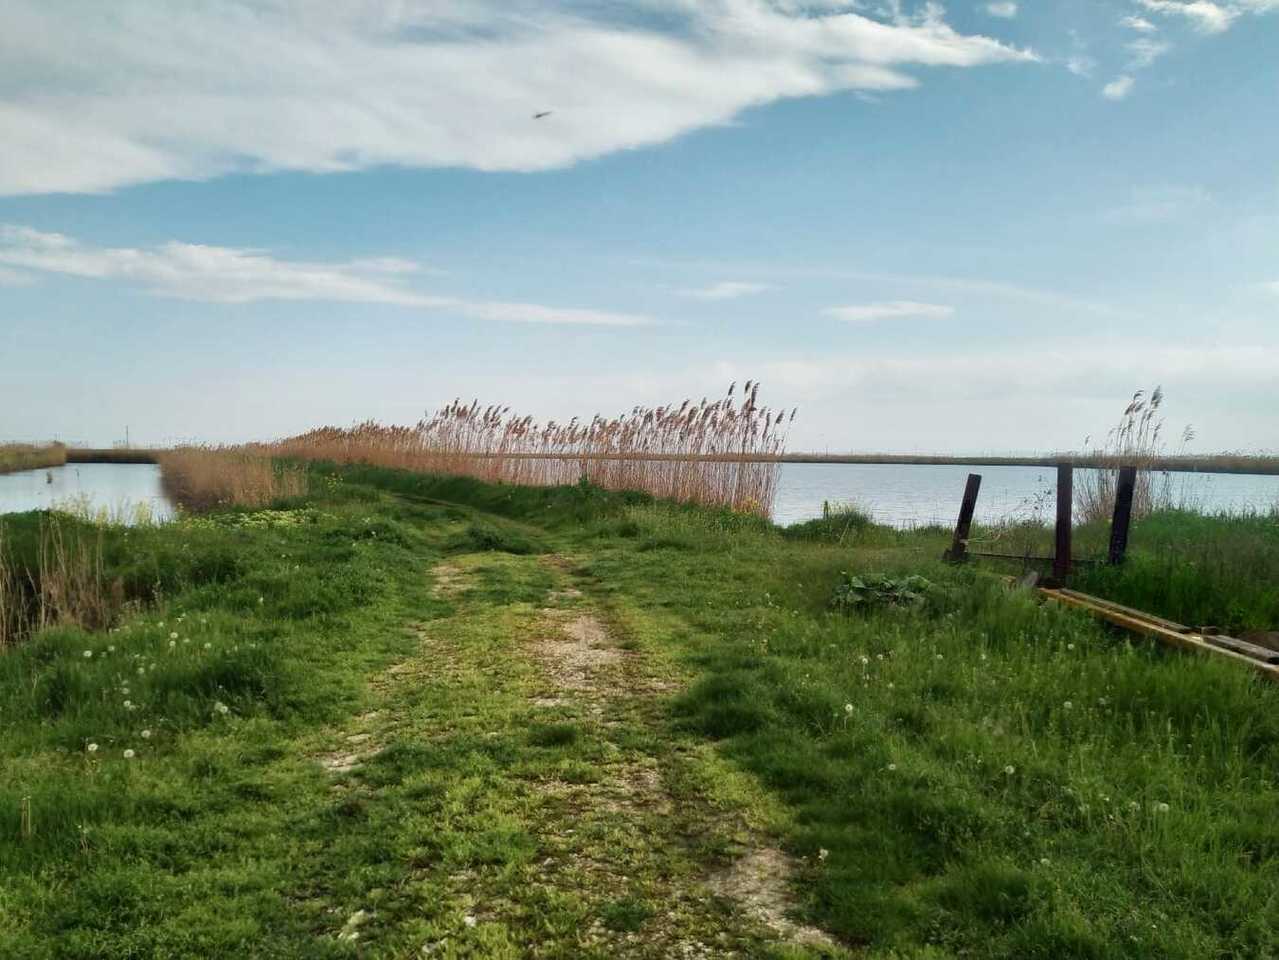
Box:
0;443;66;475
2;464;1277;958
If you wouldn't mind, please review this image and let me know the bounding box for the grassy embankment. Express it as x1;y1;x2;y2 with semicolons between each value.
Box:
1;465;1277;958
0;444;66;475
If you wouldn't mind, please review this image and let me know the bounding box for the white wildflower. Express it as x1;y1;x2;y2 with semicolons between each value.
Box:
887;763;897;771
87;743;99;753
1063;701;1073;710
141;729;152;739
1155;802;1170;814
123;749;135;759
83;650;93;658
1004;765;1015;775
844;703;854;715
169;632;178;640
817;848;829;861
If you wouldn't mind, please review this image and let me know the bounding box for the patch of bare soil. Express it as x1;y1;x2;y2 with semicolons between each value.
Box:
430;561;467;598
708;848;838;949
530;611;623;695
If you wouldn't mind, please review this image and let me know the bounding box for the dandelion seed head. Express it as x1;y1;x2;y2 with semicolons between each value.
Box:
141;729;152;739
887;763;897;771
1156;802;1170;814
169;632;178;640
83;650;93;658
1004;765;1015;775
87;743;98;753
123;749;135;759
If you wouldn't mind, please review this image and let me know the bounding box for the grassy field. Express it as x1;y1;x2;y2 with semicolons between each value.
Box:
1;466;1277;958
0;444;66;475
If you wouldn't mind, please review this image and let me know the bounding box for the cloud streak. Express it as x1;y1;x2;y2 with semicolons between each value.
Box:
822;300;955;323
677;281;773;301
0;1;1035;196
0;225;652;326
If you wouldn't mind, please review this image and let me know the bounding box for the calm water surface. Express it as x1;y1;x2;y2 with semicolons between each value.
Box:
0;463;175;523
773;462;1279;528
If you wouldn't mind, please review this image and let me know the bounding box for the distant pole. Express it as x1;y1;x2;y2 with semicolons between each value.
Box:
1107;466;1137;565
945;473;982;562
1053;463;1073;581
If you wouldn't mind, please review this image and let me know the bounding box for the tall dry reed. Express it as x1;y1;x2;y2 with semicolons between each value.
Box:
1075;387;1192;524
265;382;794;516
157;448;307;511
0;517;119;646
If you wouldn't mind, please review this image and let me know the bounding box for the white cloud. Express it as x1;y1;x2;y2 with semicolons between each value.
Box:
1102;75;1136;99
823;300;955;323
1126;37;1172;67
0;225;651;325
678;281;773;301
1137;1;1239;33
984;2;1019;17
0;1;1036;197
1066;55;1098;77
1121;15;1160;31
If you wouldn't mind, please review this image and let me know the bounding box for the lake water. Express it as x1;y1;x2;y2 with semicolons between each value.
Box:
773;462;1279;528
2;461;1276;531
0;463;176;523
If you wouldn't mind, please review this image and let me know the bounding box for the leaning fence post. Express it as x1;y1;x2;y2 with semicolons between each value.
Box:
1107;465;1137;565
1053;462;1073;582
944;473;982;562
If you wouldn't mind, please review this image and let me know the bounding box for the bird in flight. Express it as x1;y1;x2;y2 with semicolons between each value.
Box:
533;111;552;119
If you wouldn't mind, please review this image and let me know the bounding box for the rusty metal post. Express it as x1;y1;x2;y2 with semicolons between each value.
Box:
1053;463;1073;581
1107;465;1137;565
944;473;982;562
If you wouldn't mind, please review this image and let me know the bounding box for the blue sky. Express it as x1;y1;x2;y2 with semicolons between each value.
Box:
2;0;1276;452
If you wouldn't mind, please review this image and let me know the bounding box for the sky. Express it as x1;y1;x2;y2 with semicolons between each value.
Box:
2;0;1277;453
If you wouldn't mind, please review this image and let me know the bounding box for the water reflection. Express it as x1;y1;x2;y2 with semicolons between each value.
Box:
0;463;176;524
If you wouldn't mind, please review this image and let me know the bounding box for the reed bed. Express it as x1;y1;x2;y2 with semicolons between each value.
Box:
1075;387;1190;524
0;442;66;475
157;448;307;512
264;382;793;517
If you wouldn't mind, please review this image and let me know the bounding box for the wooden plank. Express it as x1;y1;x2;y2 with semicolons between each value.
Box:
1052;463;1073;581
1107;466;1137;565
1038;587;1279;681
944;473;982;562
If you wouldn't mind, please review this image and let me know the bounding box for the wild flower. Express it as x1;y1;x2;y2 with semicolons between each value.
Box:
1066;643;1075;650
817;848;829;861
1156;802;1170;813
123;700;133;709
935;653;944;661
82;650;93;658
140;729;152;739
844;703;854;715
108;645;115;652
859;655;869;665
214;701;230;716
1039;857;1051;866
1004;765;1016;775
87;743;98;753
168;640;176;648
123;749;135;759
136;667;145;676
203;642;212;650
169;632;178;640
887;763;897;771
1063;701;1074;710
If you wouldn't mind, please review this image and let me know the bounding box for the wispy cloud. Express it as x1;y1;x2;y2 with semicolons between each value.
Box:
1126;37;1172;67
1135;0;1279;34
1066;54;1098;77
0;225;651;326
0;1;1037;197
677;281;773;301
823;300;955;323
984;2;1019;17
1102;75;1136;99
1121;15;1160;31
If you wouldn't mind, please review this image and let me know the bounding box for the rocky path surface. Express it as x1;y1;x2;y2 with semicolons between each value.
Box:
312;548;843;958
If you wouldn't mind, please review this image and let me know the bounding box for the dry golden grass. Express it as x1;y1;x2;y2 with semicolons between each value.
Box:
0;442;66;475
157;448;307;512
263;382;793;516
